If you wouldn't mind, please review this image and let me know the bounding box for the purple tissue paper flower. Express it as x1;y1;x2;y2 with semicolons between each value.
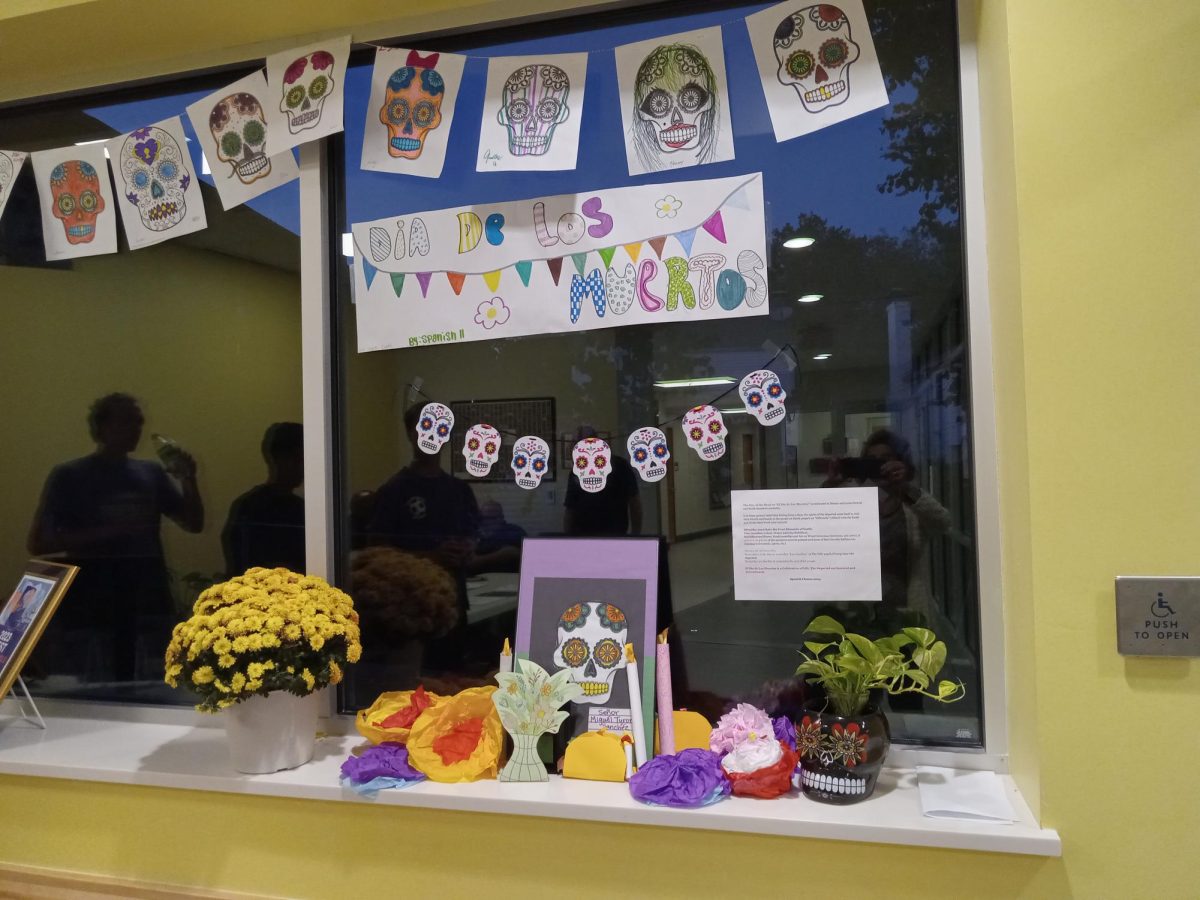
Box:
773;716;797;752
629;748;731;808
340;742;425;784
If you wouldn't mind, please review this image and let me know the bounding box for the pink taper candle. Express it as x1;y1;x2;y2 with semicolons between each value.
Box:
656;629;675;756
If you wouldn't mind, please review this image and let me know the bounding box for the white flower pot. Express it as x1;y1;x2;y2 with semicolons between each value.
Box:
223;690;320;774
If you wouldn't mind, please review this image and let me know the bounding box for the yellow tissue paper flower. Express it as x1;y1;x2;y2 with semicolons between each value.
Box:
407;686;503;784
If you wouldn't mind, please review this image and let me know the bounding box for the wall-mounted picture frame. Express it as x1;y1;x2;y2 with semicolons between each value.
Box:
0;560;78;699
514;537;658;743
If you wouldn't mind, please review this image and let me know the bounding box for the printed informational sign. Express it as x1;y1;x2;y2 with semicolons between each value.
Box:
351;172;768;352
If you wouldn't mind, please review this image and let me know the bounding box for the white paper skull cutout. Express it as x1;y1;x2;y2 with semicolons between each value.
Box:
0;154;12;200
119;126;188;232
462;423;501;477
553;601;628;704
209;92;271;184
414;402;454;455
280;50;336;133
739;369;787;426
633;44;719;169
380;52;445;159
511;435;550;490
774;5;861;113
627;427;670;483
683;405;728;461
497;64;570;157
572;438;612;493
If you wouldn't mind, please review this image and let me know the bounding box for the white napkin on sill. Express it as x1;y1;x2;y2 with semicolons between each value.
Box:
916;766;1017;823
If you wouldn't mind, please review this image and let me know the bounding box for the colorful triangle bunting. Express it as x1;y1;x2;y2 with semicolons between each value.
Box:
483;270;502;292
675;228;698;256
701;211;727;243
649;236;668;259
416;272;433;298
547;257;564;285
447;272;466;295
597;246;617;269
390;273;405;297
571;252;589;276
515;260;533;287
362;259;378;289
624;242;643;264
724;184;751;211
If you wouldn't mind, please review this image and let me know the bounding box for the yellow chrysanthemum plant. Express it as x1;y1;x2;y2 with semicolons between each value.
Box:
164;567;362;713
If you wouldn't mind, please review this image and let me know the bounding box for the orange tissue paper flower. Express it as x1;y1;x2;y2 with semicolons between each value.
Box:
381;685;433;730
355;687;445;745
407;685;502;783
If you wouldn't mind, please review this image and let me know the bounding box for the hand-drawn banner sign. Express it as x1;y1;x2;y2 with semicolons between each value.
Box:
350;172;768;352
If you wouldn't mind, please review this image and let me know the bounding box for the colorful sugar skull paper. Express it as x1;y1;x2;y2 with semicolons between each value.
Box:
185;71;300;210
627;427;670;483
493;658;583;782
462;423;502;477
362;47;467;178
615;26;735;176
682;405;728;461
553;602;628;705
32;145;117;260
746;0;888;142
739;369;787;425
511;435;551;490
571;437;611;493
415;402;454;455
265;36;351;153
0;150;28;224
476;52;589;172
106;117;206;250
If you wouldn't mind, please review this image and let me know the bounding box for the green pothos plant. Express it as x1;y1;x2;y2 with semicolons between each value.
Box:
796;615;965;717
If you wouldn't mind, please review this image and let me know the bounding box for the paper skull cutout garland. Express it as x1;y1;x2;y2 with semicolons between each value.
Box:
280;50;336;134
49;160;105;244
739;369;787;425
498;64;571;157
210;92;271;185
774;5;861;113
627;427;670;483
572;438;612;493
462;424;501;477
554;602;628;703
380;51;445;159
683;405;728;461
415;402;454;455
511;435;550;490
118;126;189;232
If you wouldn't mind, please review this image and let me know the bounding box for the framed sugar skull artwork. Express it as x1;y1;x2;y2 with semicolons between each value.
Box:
185;71;300;210
31;144;117;260
745;0;888;143
265;36;351;153
475;52;589;172
614;26;735;177
0;150;28;224
105;117;207;250
515;538;659;742
362;47;468;178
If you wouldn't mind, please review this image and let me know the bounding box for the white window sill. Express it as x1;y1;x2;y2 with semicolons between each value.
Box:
0;710;1060;857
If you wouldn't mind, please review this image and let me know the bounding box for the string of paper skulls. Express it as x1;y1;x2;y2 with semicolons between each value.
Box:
413;366;788;494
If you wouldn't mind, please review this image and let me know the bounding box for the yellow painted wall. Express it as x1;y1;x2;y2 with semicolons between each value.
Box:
1;1;1199;897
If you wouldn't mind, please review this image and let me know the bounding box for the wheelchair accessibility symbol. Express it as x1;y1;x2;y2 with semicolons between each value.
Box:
1151;593;1176;618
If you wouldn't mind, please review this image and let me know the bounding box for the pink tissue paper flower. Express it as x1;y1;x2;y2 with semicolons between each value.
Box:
710;702;775;754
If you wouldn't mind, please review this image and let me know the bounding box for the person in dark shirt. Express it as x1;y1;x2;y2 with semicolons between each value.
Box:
27;393;203;683
222;422;306;576
563;425;642;536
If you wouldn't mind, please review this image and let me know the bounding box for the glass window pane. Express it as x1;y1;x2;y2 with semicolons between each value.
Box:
336;0;981;747
0;80;304;704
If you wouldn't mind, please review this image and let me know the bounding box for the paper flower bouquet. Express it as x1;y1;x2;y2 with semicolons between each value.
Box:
165;567;362;712
493;659;582;781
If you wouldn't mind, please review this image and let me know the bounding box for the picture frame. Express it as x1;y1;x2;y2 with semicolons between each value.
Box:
514;537;658;743
0;560;78;700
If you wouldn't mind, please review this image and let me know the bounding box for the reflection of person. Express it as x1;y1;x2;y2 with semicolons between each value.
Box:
222;423;305;576
26;393;204;682
367;404;480;643
471;500;526;574
564;426;642;536
824;428;951;614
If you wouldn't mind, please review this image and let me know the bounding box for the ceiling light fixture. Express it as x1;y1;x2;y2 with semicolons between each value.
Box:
652;376;736;388
812;353;832;361
782;236;815;249
796;293;824;303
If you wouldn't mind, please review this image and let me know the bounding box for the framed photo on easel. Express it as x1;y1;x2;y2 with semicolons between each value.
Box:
0;560;78;700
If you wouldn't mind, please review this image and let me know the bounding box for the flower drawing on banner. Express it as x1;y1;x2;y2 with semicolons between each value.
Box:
473;296;510;329
655;194;682;218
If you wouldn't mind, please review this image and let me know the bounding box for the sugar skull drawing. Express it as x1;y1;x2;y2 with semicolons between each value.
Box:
739;370;787;426
462;423;501;477
209;92;271;185
0;154;14;204
683;405;728;461
627;427;670;483
511;435;550;490
498;64;570;157
553;602;627;704
49;160;105;244
119;126;189;232
572;438;611;493
774;5;861;112
415;402;454;455
280;50;336;133
381;51;445;159
632;43;719;172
